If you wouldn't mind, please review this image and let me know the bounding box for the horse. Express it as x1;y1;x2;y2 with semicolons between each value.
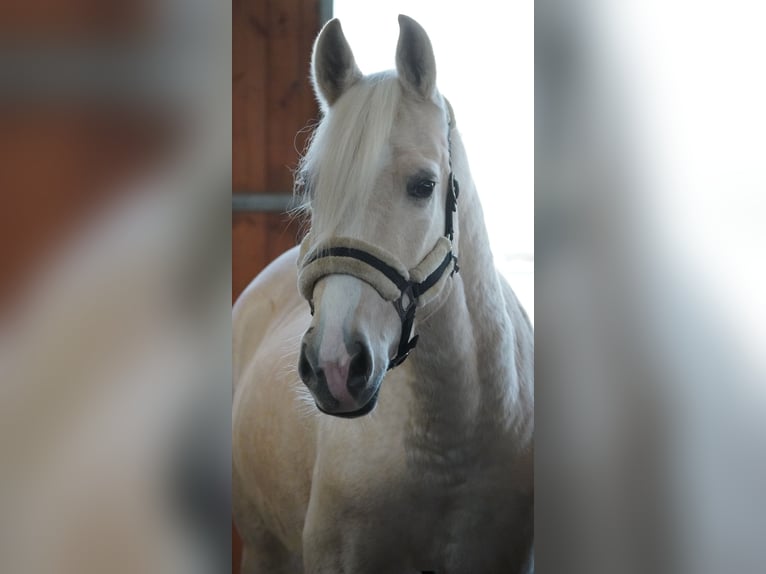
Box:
232;15;534;573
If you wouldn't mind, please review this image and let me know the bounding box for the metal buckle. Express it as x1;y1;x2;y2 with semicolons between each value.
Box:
393;284;416;321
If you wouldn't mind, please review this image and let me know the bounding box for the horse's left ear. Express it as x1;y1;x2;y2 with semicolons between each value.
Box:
396;15;437;100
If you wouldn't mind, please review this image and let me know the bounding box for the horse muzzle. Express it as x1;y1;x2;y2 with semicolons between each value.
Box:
298;329;382;417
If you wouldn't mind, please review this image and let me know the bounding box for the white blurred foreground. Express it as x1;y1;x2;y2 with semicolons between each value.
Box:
1;180;229;573
537;1;766;572
1;0;766;572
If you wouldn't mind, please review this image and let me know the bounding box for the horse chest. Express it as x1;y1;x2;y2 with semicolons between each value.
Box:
400;468;529;573
398;437;517;530
394;422;524;543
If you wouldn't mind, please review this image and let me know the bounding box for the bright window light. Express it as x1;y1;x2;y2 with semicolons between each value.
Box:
332;1;534;320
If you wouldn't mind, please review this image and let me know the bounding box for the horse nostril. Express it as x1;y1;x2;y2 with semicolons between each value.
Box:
346;343;372;397
298;343;314;385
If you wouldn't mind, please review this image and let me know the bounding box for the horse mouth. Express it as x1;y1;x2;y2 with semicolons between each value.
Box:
314;387;380;419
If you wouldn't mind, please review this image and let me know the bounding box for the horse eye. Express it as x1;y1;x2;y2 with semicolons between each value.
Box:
409;179;436;199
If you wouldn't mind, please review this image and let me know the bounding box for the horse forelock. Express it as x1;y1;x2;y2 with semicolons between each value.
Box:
294;72;403;237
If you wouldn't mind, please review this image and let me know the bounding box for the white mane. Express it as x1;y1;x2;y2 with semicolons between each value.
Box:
296;71;402;237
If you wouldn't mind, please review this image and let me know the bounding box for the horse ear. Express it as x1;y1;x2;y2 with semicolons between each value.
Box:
311;19;362;109
396;15;437;100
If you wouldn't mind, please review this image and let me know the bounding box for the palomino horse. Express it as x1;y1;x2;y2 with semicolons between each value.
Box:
233;15;534;573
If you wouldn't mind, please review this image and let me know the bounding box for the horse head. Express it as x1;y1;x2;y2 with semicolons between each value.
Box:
296;16;459;417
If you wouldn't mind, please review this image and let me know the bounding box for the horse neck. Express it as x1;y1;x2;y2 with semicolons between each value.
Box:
407;133;533;436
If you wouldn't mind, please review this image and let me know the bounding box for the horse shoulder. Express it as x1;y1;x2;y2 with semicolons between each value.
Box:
233;245;317;552
233;246;302;387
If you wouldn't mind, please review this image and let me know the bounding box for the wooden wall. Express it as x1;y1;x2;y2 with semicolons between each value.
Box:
231;1;322;571
232;0;321;302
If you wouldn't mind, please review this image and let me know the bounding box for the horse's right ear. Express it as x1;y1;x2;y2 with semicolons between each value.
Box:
311;19;362;110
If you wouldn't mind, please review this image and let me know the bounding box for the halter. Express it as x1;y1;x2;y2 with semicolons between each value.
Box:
297;110;459;370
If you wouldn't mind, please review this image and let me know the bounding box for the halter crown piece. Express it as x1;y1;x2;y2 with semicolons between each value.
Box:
297;109;459;370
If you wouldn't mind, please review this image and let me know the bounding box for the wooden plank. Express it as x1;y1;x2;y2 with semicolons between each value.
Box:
245;0;269;193
232;0;271;192
298;0;321;157
233;0;319;194
232;0;250;191
293;0;320;163
265;0;321;193
232;211;305;303
265;0;296;192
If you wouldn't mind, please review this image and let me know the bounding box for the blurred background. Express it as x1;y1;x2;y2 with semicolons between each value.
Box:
0;1;230;573
2;0;765;572
536;0;766;572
